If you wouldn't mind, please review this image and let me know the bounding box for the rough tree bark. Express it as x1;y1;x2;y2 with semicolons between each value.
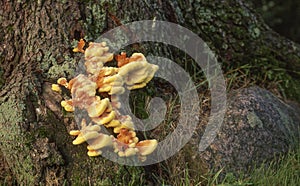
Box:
0;0;299;185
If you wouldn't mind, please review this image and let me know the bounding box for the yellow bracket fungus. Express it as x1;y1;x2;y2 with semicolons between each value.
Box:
52;39;159;160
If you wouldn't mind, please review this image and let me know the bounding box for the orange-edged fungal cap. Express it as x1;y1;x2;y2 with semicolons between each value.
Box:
57;77;69;88
115;52;144;67
73;39;85;53
136;139;158;156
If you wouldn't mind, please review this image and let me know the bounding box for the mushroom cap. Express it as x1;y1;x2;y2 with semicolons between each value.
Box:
85;60;104;75
84;42;113;64
69;75;97;106
113;129;140;157
124;147;138;157
92;110;116;125
87;134;113;150
104;120;121;128
86;98;110;118
51;84;61;93
57;77;68;88
136;139;158;156
101;67;119;76
115;116;135;132
127;82;147;90
73;39;85;53
61;100;74;112
103;74;123;84
118;151;125;157
116;52;146;67
72;131;100;145
69;130;80;136
85;42;107;57
98;74;124;95
87;149;102;156
86;125;101;132
116;129;137;144
109;86;125;95
98;84;111;92
118;53;159;90
113;120;135;133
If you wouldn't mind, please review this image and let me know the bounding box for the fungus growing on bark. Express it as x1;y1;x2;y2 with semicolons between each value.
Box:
84;42;114;75
52;40;159;159
69;119;113;156
69;119;102;145
73;39;85;53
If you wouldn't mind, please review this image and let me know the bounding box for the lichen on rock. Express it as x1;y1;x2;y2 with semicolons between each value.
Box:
247;111;263;128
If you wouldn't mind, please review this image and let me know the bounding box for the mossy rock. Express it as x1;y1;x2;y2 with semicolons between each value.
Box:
200;86;300;176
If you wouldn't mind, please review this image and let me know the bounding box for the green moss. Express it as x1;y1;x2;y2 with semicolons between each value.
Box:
0;99;24;139
68;153;120;185
83;2;107;40
47;59;76;79
34;127;48;138
40;50;77;80
0;98;35;185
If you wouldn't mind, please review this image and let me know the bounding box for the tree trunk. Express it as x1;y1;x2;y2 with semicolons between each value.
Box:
0;0;299;185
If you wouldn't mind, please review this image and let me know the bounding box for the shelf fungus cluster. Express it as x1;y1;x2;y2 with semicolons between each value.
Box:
52;39;159;160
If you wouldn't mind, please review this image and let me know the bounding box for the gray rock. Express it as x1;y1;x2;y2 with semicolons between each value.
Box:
199;86;300;174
